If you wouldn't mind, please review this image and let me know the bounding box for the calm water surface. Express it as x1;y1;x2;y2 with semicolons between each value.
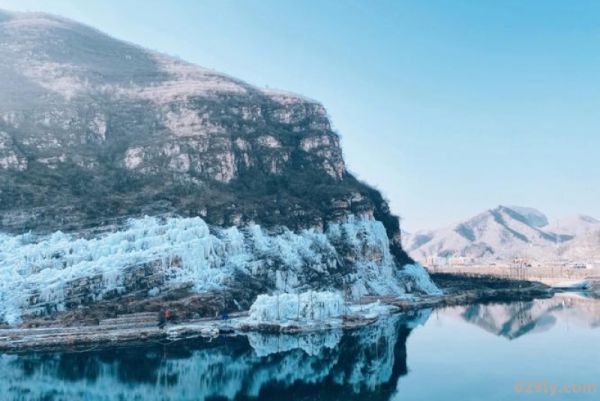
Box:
1;293;598;401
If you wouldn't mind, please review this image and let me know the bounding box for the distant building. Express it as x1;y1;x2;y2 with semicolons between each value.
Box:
570;262;597;270
424;256;449;267
421;255;478;267
448;256;475;266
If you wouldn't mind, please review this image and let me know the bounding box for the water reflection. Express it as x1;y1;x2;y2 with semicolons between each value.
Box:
0;310;431;401
1;294;599;401
455;292;600;339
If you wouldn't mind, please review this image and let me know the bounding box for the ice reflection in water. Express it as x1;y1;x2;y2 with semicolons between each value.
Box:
0;310;430;401
1;294;599;401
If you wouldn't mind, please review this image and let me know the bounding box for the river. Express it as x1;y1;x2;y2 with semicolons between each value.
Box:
1;293;598;401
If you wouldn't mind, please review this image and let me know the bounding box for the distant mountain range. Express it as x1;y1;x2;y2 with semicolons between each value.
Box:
404;206;600;263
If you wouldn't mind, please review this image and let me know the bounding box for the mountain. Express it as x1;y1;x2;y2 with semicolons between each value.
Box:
0;9;350;233
404;205;600;263
0;10;439;325
559;228;600;261
546;214;600;236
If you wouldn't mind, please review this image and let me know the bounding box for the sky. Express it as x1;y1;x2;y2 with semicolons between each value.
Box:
1;0;599;231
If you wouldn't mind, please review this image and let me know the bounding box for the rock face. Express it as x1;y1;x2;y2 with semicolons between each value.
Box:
0;10;439;324
0;10;350;233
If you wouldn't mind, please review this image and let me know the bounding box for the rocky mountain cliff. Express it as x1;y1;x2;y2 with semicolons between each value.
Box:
0;10;439;325
405;205;600;263
1;10;361;233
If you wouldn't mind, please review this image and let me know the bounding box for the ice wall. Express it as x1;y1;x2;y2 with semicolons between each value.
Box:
0;215;440;324
248;291;345;323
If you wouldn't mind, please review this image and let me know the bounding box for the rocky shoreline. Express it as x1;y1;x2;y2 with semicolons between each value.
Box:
0;274;558;353
382;273;554;311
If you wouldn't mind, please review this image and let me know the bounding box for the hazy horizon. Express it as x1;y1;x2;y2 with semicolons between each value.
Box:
2;0;599;231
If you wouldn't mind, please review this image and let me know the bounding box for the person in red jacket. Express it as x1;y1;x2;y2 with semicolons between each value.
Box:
158;308;172;329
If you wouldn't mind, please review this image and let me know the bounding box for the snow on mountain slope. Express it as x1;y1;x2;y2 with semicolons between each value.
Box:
559;228;600;261
546;215;600;236
405;206;600;263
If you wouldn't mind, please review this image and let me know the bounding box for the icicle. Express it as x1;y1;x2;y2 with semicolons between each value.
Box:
0;214;440;324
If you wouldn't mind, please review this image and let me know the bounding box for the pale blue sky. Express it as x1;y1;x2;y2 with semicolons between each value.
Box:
2;0;599;230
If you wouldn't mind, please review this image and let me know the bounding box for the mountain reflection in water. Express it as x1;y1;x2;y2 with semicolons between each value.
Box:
456;292;600;339
1;294;598;401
